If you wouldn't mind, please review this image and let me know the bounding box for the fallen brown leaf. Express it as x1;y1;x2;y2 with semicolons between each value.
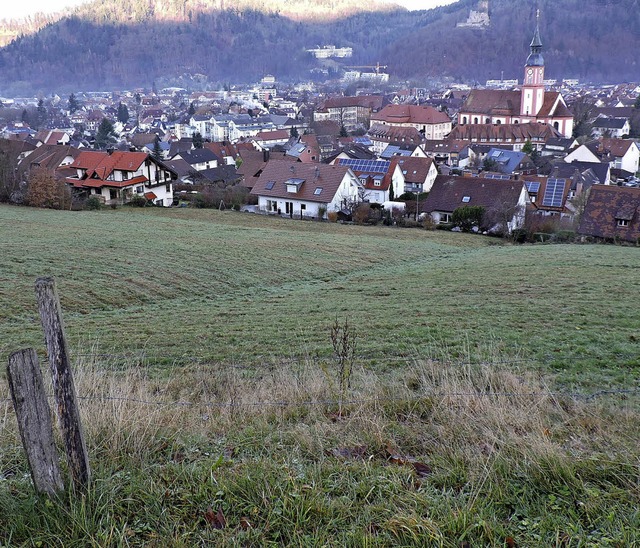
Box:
205;506;226;529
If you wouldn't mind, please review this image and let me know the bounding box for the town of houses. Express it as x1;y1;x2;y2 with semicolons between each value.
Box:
1;22;639;243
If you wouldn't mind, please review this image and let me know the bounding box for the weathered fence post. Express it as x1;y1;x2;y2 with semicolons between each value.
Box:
35;277;90;489
7;349;64;496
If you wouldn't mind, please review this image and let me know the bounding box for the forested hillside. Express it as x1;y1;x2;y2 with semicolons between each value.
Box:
0;0;638;95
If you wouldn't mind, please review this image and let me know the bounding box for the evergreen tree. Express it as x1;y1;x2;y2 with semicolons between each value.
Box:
635;95;640;110
68;93;80;114
388;178;394;201
94;118;117;149
152;137;163;160
290;126;299;138
36;99;47;129
339;124;348;138
522;139;539;164
193;131;204;149
188;102;196;117
117;102;129;124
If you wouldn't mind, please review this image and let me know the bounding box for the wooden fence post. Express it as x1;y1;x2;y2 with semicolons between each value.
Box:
7;349;64;496
35;277;90;489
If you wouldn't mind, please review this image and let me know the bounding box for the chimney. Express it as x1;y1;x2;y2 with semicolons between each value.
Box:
263;149;270;162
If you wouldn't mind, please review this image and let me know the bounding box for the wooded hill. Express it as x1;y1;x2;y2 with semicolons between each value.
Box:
0;0;638;95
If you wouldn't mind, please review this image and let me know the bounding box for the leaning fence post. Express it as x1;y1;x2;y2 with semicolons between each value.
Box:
35;277;90;489
7;349;64;496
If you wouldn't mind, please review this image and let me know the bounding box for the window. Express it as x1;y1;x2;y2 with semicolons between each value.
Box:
374;181;381;187
462;196;471;203
462;116;467;124
314;187;323;195
474;117;479;124
109;189;118;200
617;219;629;227
165;184;171;192
439;213;452;224
136;186;144;194
301;204;306;210
265;181;275;190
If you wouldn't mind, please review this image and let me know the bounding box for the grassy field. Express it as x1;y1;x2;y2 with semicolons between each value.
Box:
1;204;639;546
1;204;639;387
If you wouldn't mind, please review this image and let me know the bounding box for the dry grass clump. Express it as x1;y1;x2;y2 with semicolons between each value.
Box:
1;353;638;546
2;351;635;470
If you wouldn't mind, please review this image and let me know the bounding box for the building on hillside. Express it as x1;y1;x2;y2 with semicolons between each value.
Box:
421;175;528;234
314;96;384;133
457;16;574;138
483;148;536;176
370;104;451;141
334;157;404;203
367;124;425;156
578;185;640;242
250;161;361;219
448;122;562;152
390;156;438;193
422;139;471;168
564;139;639;178
66;151;177;206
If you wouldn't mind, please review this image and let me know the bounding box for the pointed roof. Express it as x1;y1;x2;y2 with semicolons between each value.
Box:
526;13;544;67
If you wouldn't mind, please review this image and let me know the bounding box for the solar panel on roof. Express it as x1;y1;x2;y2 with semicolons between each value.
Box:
525;181;541;193
338;158;389;174
542;178;566;207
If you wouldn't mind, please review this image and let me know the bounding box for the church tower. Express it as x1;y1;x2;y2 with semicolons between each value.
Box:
520;12;545;117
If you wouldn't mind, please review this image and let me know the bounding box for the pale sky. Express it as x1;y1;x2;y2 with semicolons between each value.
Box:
3;0;457;19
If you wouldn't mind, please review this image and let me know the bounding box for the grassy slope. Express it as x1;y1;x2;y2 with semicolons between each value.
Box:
1;205;639;387
1;204;639;546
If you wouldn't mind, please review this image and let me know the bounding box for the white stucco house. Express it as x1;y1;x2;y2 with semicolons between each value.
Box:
250;161;362;219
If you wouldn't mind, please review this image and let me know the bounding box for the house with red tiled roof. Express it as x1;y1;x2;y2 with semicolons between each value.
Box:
578;185;640;242
448;122;562;151
457;21;573;138
66;150;177;207
370;104;452;140
250;161;361;219
421;175;528;234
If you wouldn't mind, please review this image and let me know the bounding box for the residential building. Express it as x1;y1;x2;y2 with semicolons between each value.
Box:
421;175;528;233
314;95;384;132
66;150;177;206
250;161;361;219
370;104;451;140
578;185;640;242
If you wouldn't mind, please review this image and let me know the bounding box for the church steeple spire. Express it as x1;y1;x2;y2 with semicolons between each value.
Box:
526;10;544;67
521;10;545;117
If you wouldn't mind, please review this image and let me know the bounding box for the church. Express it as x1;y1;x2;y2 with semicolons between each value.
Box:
457;18;574;138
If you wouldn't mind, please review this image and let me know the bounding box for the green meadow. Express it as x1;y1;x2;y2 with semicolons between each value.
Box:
1;204;639;546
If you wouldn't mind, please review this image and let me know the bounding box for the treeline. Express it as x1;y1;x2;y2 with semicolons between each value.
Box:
0;0;638;95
